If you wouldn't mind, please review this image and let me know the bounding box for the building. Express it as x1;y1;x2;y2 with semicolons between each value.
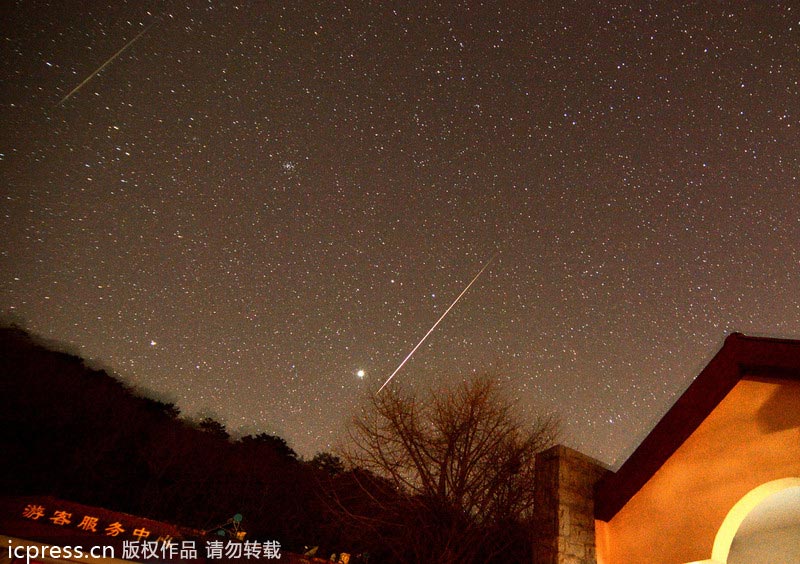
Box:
533;332;800;564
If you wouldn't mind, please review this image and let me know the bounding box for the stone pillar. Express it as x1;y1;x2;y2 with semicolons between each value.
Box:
532;445;607;564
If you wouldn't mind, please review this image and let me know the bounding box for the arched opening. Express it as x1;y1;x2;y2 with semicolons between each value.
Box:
710;477;800;563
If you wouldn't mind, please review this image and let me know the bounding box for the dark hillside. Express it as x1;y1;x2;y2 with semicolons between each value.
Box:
0;326;336;551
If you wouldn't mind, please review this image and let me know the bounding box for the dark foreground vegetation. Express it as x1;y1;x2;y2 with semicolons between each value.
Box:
0;326;348;555
0;325;555;563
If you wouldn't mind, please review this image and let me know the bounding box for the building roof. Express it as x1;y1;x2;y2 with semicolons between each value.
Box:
594;333;800;522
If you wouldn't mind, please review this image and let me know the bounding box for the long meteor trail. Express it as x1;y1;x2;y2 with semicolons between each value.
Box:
56;22;155;107
377;251;498;394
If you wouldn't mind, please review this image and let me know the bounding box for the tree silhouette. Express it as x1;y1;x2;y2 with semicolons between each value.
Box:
240;432;298;460
197;416;230;439
340;375;558;563
309;452;345;476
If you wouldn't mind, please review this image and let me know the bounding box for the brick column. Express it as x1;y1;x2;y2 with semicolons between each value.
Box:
532;445;607;564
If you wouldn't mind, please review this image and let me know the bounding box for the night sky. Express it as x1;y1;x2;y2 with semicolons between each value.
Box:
2;1;798;467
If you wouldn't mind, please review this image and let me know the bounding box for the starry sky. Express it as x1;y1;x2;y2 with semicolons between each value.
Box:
2;1;799;467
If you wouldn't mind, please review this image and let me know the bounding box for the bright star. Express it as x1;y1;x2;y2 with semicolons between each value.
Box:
357;369;366;379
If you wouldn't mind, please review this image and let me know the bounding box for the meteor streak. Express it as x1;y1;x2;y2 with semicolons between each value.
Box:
377;251;498;394
56;22;155;107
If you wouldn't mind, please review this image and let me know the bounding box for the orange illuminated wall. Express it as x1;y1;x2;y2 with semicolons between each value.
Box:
595;378;800;564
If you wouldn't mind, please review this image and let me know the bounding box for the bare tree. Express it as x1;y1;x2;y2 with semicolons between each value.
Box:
339;375;558;564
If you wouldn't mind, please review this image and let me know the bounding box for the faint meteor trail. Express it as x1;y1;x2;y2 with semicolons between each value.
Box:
56;22;155;107
377;251;499;394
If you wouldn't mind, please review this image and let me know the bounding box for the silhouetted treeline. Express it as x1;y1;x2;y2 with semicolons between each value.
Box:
0;326;354;555
1;326;549;563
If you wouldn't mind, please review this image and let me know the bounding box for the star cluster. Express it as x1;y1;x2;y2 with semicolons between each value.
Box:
2;1;798;466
